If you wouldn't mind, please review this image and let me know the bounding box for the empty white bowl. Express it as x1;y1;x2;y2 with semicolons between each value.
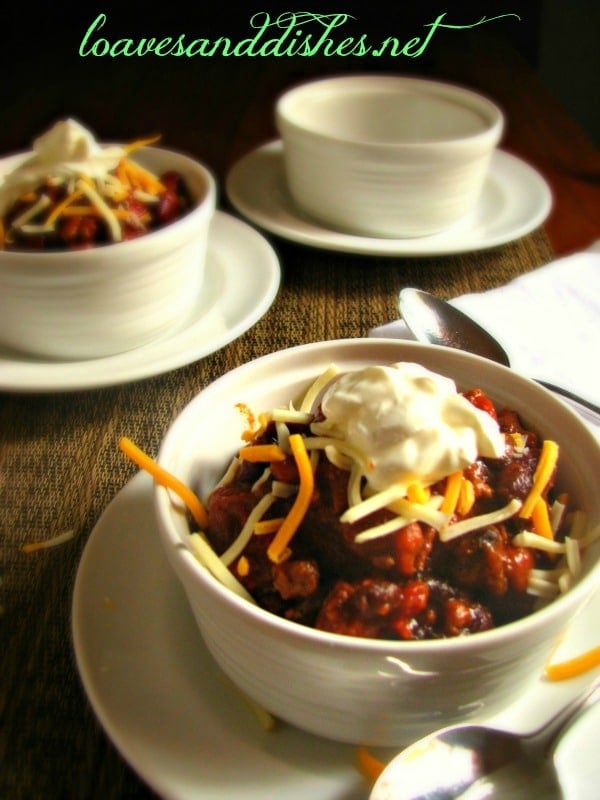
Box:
275;74;504;238
154;339;600;747
0;146;216;359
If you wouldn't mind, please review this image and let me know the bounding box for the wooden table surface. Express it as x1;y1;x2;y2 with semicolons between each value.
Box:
1;6;599;799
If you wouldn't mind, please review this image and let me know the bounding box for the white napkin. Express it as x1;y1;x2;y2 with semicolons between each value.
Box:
370;241;600;413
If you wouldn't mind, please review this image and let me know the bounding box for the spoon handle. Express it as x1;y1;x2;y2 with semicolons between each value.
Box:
531;677;600;755
536;379;600;421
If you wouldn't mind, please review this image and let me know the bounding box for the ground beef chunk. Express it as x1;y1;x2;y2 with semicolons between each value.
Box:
316;577;493;640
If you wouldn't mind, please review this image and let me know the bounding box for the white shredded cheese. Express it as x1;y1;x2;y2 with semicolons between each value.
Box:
271;481;297;498
76;177;122;241
11;193;51;228
214;456;241;489
251;466;272;493
271;407;313;425
299;364;340;413
189;533;255;602
354;514;413;544
21;529;75;553
220;493;277;566
512;530;567;554
440;499;522;542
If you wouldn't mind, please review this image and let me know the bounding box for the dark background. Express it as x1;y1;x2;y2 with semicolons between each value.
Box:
0;1;597;153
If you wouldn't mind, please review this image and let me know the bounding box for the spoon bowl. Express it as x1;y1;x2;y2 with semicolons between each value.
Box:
370;678;600;800
398;288;600;419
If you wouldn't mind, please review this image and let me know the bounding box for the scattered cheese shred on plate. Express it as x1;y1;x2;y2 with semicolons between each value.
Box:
21;529;75;553
355;746;386;782
545;646;600;680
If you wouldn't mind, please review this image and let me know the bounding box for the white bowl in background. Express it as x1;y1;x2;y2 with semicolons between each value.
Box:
154;338;600;747
275;74;504;238
0;146;216;359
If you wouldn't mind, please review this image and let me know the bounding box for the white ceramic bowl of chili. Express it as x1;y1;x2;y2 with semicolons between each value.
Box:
153;338;600;747
275;74;504;238
0;146;215;359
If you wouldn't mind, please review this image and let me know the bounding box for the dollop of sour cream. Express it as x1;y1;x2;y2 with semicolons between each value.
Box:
0;118;125;214
319;362;505;492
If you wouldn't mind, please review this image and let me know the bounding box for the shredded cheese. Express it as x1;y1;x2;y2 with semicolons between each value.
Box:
238;443;286;463
220;493;277;566
388;496;449;531
299;364;340;413
118;436;208;529
45;187;84;223
545;646;600;680
123;134;162;153
215;456;241;489
440;498;522;542
2;130;174;250
512;530;566;554
76;177;122;241
267;434;314;564
189;533;255;602
354;514;412;544
520;440;559;519
254;518;284;535
531;497;554;540
407;481;430;505
21;529;75;553
11;194;51;228
271;408;313;425
440;470;463;516
236;556;250;577
456;477;475;516
340;484;412;525
356;746;386;782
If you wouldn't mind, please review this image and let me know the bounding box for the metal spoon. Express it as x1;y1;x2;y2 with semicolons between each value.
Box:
370;678;600;800
398;288;600;421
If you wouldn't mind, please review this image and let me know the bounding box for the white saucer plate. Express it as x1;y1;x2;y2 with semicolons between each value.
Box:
0;212;280;393
226;141;553;256
72;472;600;800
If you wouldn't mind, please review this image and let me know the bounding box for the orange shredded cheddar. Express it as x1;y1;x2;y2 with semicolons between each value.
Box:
457;477;475;516
236;556;250;577
239;444;286;463
123;134;162;154
267;434;314;563
45;188;84;223
254;518;284;535
545;646;600;680
356;746;386;782
520;440;559;519
441;470;463;515
120;157;166;194
118;436;208;529
407;481;430;505
531;496;554;540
